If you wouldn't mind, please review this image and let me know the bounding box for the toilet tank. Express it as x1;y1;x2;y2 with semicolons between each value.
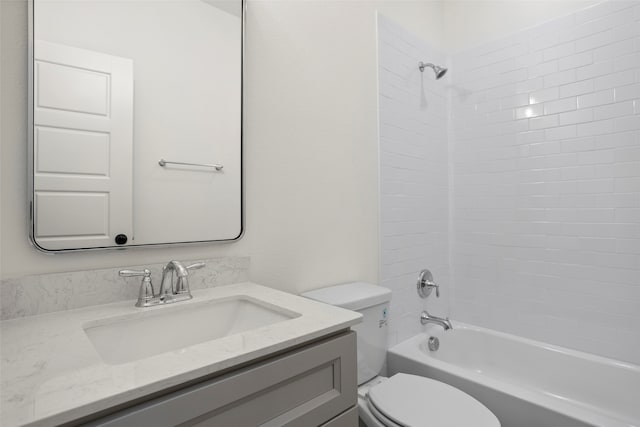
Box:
302;282;392;385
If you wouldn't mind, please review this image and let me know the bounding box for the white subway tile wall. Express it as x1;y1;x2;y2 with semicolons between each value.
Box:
451;1;640;363
378;15;451;347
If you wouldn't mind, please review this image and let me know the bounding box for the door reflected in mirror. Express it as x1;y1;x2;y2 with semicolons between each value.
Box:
29;0;243;251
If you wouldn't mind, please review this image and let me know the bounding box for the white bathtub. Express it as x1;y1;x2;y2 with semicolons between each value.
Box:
387;322;640;427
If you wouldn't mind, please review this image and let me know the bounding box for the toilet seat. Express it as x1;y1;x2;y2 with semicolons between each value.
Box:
366;397;403;427
367;373;500;427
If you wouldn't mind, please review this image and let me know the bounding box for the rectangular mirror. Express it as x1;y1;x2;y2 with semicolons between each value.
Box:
28;0;243;251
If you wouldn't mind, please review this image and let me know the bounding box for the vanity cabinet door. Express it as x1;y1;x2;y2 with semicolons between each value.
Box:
86;331;356;427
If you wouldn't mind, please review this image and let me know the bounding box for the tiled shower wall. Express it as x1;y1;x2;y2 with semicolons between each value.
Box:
377;16;450;347
378;1;640;363
450;1;640;363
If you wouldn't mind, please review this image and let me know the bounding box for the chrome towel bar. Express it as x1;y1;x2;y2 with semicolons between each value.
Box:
158;159;223;171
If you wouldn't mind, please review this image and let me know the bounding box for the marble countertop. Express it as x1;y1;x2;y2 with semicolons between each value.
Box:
0;282;362;427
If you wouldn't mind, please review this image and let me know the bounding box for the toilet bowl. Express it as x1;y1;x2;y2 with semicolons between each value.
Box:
302;283;500;427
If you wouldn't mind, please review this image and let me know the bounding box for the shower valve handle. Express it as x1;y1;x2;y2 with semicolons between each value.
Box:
417;269;440;298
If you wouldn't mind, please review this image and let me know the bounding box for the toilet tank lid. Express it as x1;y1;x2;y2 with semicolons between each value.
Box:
301;282;392;310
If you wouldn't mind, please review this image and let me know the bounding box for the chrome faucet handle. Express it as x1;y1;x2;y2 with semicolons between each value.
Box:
174;262;205;296
119;269;156;307
186;262;205;271
119;268;149;277
417;269;440;298
431;281;440;298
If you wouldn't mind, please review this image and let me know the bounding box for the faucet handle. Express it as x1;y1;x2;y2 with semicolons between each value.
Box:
432;281;441;298
186;262;205;271
119;269;156;307
417;269;440;298
119;268;151;278
172;262;204;296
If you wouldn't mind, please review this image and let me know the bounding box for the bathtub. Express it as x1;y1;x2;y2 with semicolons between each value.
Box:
387;322;640;427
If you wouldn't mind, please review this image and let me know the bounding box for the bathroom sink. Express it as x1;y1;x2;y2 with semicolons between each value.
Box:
83;296;300;364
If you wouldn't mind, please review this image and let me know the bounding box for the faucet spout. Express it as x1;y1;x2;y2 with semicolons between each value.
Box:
170;260;189;278
159;260;190;300
420;310;453;330
158;260;205;302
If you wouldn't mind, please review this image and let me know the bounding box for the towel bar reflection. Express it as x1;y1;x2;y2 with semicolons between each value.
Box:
158;159;224;171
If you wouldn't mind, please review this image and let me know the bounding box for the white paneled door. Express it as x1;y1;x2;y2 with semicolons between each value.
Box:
33;41;133;250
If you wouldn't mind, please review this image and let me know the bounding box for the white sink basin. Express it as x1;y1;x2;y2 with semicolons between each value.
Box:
83;296;301;364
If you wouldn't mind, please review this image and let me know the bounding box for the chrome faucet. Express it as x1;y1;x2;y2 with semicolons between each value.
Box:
159;260;205;303
416;268;453;331
119;261;205;307
420;310;453;330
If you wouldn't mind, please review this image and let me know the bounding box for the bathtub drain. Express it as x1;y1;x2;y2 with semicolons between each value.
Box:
428;336;439;351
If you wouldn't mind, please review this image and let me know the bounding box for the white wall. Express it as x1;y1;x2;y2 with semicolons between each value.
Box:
378;15;451;346
450;0;640;363
242;0;446;293
0;0;444;295
443;0;597;53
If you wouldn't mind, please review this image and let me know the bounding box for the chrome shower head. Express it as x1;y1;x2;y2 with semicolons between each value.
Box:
418;61;448;79
434;65;448;79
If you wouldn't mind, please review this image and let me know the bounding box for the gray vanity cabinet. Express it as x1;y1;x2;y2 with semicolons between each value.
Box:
85;331;357;427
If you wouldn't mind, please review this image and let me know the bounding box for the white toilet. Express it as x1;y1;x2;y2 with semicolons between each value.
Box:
303;282;500;427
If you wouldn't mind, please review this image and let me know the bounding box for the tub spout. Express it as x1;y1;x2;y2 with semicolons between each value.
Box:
420;310;453;330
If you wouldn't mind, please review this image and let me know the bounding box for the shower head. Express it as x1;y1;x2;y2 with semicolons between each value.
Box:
419;61;448;79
